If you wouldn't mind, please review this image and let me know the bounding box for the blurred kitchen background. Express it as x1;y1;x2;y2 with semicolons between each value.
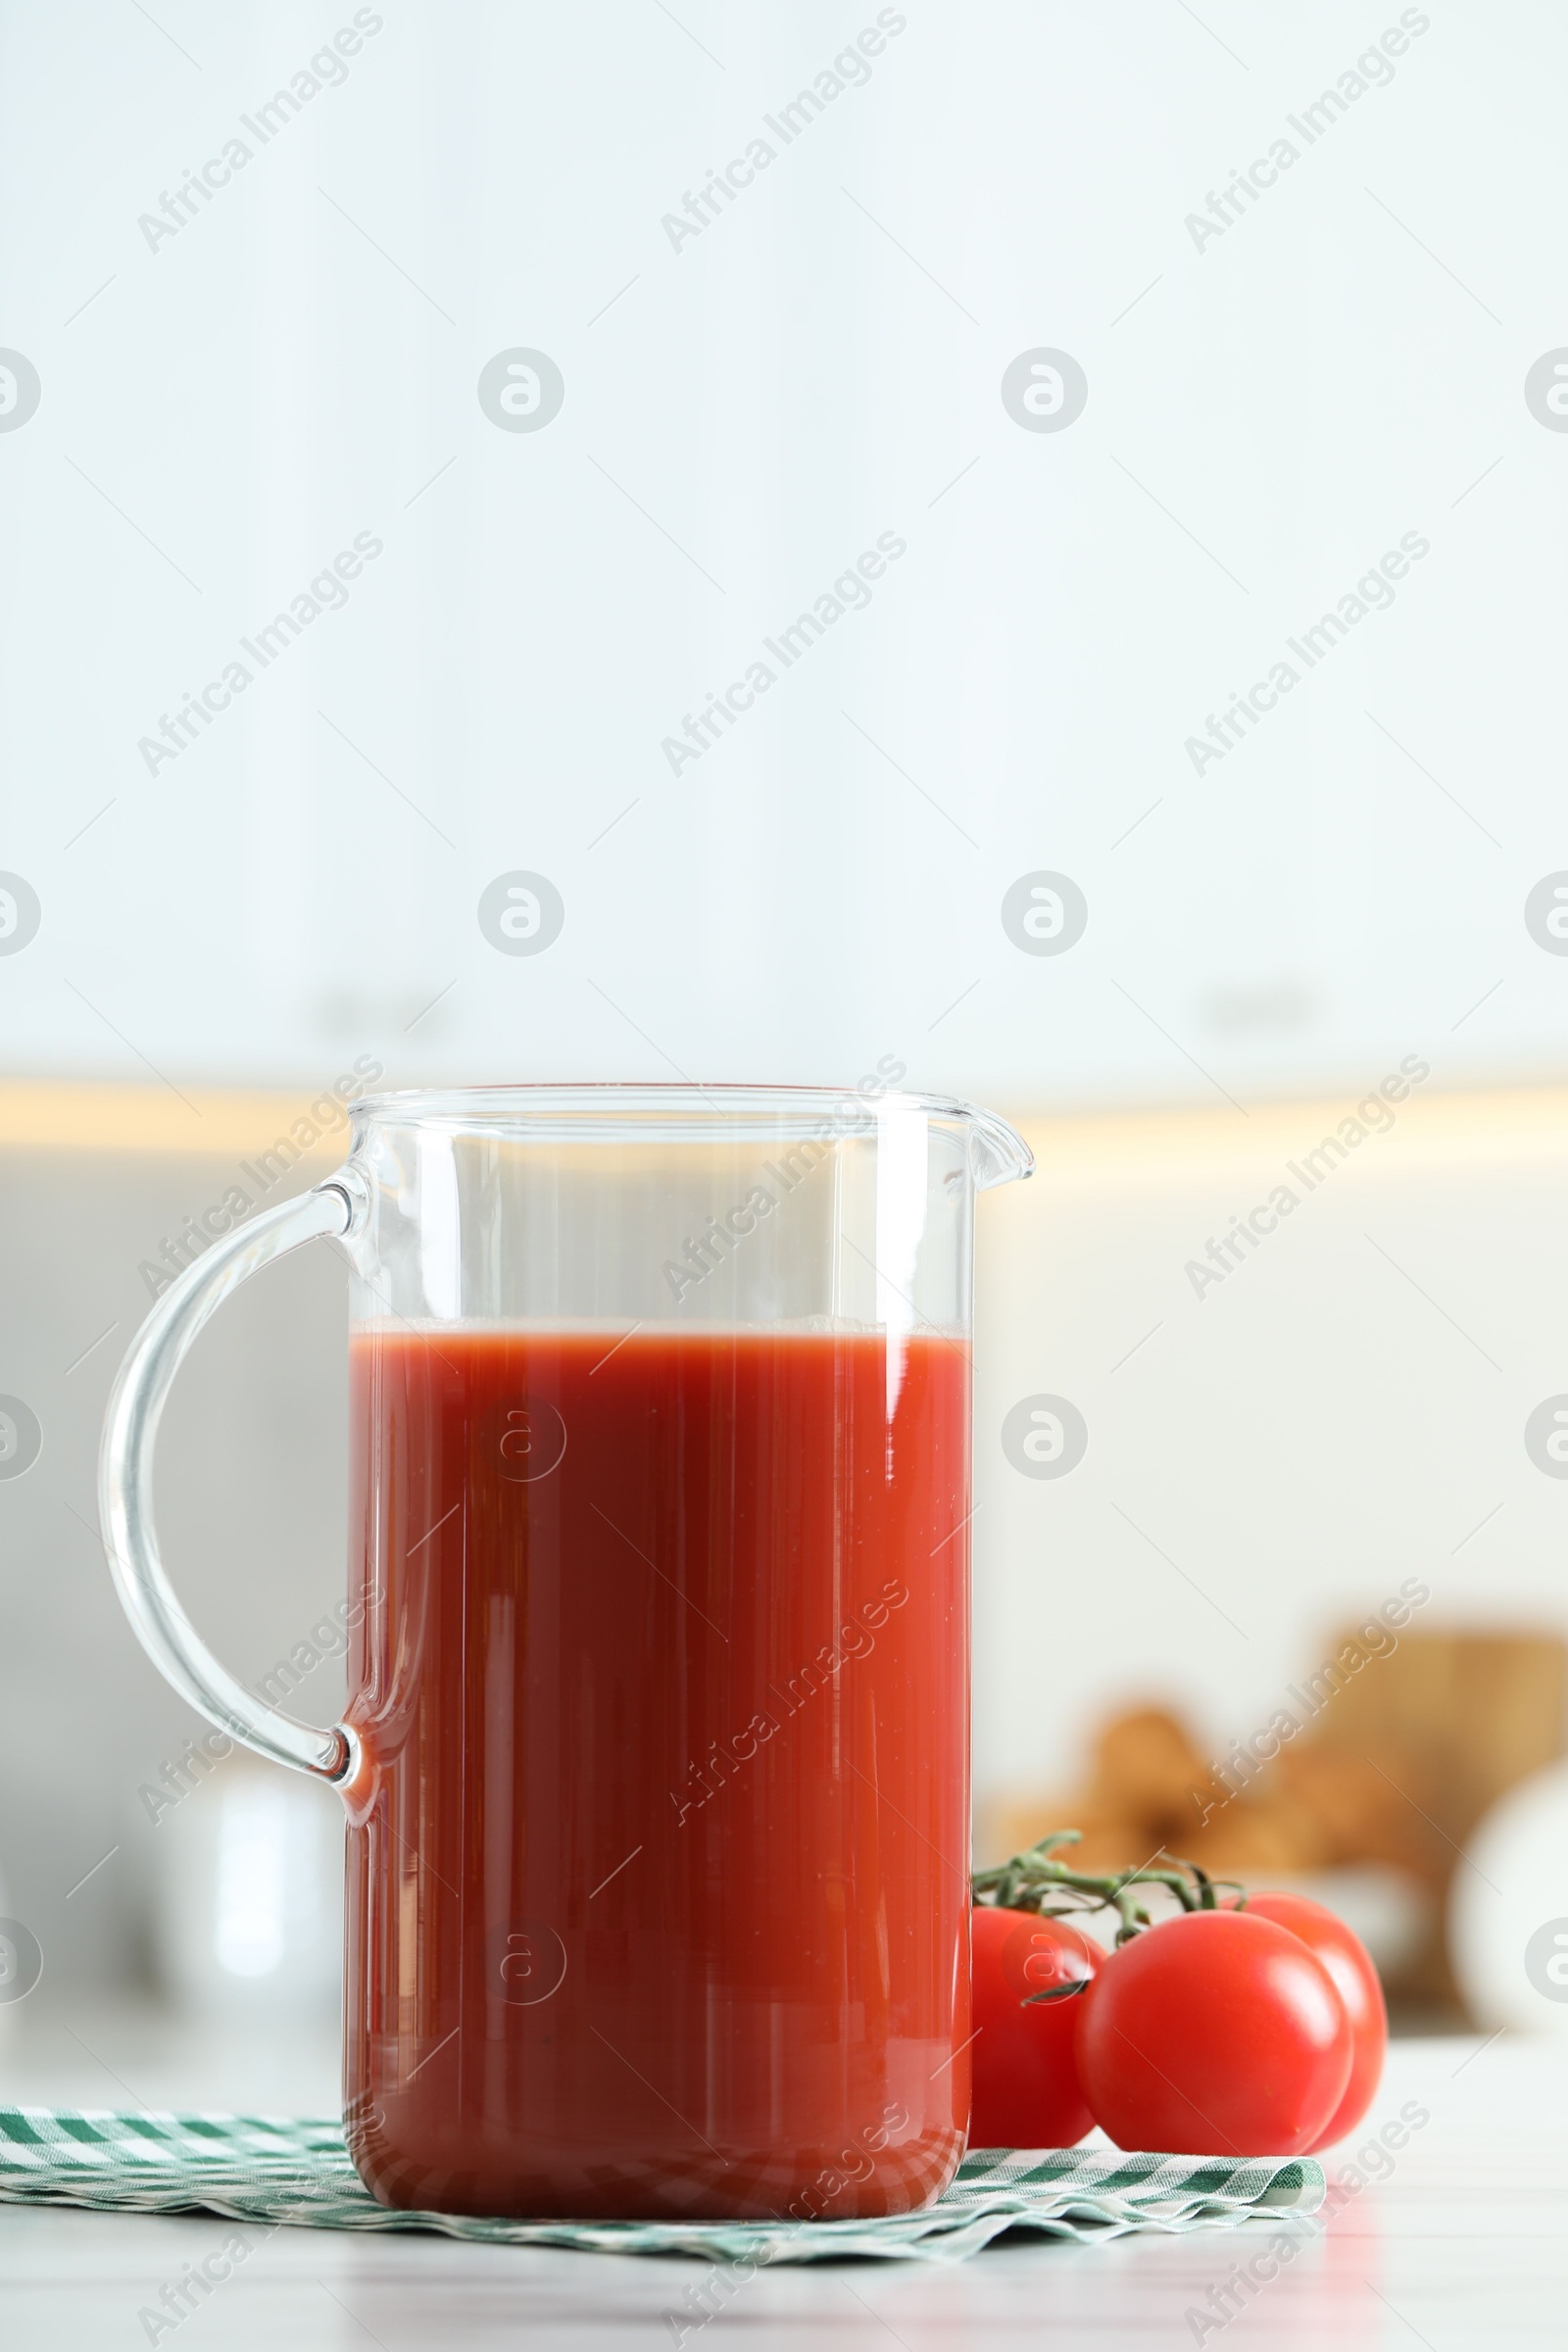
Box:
5;0;1568;2097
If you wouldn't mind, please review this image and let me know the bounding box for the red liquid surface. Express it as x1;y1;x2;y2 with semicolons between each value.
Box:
343;1323;971;2220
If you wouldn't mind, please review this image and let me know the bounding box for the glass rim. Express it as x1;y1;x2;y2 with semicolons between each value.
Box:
349;1083;1033;1185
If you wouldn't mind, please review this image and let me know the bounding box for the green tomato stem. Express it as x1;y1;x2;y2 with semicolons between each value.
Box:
971;1830;1250;1948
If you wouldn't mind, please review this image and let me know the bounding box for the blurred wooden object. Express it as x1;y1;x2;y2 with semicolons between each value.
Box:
1301;1630;1567;2003
981;1630;1567;2010
1092;1708;1207;1835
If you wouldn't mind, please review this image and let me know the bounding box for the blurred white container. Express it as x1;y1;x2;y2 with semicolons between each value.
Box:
0;1869;43;2046
1450;1761;1568;2039
152;1755;342;2024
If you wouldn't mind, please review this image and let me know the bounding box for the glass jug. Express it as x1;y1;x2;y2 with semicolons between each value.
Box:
100;1084;1032;2221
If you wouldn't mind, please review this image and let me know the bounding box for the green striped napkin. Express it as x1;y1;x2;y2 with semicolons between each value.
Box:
0;2108;1323;2263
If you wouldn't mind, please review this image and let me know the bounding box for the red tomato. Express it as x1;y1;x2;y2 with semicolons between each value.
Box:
969;1905;1099;2149
1076;1910;1352;2157
1242;1892;1387;2149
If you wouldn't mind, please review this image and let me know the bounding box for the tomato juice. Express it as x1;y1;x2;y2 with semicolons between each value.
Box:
343;1322;971;2219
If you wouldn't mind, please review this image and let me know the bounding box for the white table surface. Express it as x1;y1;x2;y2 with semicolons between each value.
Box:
0;2007;1560;2350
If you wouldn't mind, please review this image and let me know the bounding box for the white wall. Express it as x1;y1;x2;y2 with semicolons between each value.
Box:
1;1;1566;1105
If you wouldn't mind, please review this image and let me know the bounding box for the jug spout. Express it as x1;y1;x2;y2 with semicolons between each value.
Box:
956;1102;1034;1191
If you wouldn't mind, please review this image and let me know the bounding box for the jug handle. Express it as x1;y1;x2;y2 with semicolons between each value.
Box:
98;1176;363;1784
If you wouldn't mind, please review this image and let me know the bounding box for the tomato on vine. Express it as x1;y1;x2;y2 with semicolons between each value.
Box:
969;1904;1099;2149
1075;1908;1351;2157
1240;1889;1387;2148
971;1831;1385;2159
